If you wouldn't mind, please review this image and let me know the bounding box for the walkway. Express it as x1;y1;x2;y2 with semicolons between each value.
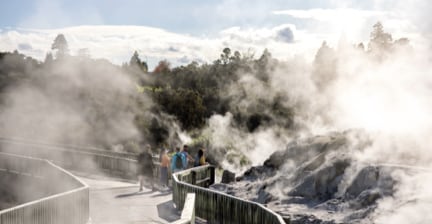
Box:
77;174;179;224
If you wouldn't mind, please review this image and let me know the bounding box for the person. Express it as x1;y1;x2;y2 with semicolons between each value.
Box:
181;145;194;169
137;145;154;191
194;148;207;167
168;147;176;157
171;147;185;173
159;148;170;187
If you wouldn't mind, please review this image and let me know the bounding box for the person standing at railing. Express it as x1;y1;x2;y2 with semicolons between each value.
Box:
137;144;155;192
159;148;170;187
171;147;185;173
194;148;208;167
181;145;194;169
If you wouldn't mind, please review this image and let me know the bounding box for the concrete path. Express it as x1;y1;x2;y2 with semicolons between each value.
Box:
77;175;180;224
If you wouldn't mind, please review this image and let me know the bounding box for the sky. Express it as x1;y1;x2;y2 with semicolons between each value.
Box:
0;0;429;68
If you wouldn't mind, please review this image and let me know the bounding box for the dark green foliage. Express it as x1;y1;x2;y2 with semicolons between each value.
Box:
0;51;40;94
154;88;206;130
149;117;169;145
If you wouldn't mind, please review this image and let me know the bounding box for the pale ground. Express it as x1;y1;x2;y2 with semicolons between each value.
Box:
77;174;179;224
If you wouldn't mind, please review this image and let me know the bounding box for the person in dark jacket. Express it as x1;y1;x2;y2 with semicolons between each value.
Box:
194;148;207;167
137;145;154;191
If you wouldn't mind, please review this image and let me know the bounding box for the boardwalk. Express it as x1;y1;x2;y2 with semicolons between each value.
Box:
78;175;179;224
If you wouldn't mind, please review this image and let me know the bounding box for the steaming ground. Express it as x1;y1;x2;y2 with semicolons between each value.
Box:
205;30;432;223
212;131;432;223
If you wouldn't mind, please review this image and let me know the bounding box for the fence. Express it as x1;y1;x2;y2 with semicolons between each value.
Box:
0;138;286;224
0;139;161;181
170;193;196;224
0;137;137;159
172;165;286;224
0;152;89;224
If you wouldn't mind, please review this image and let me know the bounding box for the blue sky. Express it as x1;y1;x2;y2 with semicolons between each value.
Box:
0;0;377;34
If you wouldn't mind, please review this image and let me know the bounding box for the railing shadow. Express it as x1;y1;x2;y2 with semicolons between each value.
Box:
157;200;180;222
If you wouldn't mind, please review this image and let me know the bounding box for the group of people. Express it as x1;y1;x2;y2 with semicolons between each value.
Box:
137;144;208;192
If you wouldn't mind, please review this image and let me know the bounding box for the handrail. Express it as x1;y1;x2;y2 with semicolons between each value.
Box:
0;136;138;159
0;139;161;181
172;165;286;224
170;193;196;224
0;152;89;224
0;139;157;181
0;139;287;223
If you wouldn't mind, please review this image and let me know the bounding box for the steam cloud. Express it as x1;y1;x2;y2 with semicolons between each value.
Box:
0;55;145;149
204;23;432;223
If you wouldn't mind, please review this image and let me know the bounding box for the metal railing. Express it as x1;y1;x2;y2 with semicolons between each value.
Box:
0;152;89;224
0;139;159;181
170;193;196;224
0;137;165;180
0;137;137;159
0;138;286;224
172;165;286;224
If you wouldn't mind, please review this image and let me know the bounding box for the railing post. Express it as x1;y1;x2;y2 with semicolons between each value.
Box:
191;170;196;185
209;166;215;185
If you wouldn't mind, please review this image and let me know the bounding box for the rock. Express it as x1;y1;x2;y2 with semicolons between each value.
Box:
288;175;317;198
236;165;276;182
254;185;274;204
288;214;337;224
343;206;376;222
346;166;379;198
209;183;235;194
211;131;399;224
221;170;236;184
350;189;382;209
288;158;350;200
263;132;350;170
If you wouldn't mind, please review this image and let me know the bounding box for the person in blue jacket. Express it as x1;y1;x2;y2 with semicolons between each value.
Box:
181;145;194;169
171;147;185;173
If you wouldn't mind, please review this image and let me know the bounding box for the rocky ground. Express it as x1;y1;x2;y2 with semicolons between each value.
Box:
211;130;422;223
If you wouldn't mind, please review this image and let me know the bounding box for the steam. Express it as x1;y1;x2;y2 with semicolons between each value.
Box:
203;113;291;172
201;20;432;222
2;4;432;221
0;54;146;150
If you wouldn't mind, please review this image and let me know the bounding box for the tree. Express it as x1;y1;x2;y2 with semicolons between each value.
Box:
153;60;171;74
78;48;90;58
129;51;148;73
255;48;275;82
221;47;231;64
155;88;206;130
44;52;53;64
368;22;392;53
312;41;337;90
51;34;69;57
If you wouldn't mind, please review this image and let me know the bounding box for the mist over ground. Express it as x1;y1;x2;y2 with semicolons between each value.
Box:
0;20;432;223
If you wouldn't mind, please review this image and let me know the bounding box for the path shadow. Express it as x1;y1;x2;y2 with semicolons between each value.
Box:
151;191;171;198
115;190;154;198
157;200;180;222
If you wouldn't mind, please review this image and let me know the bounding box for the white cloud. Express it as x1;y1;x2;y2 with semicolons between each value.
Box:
0;5;424;69
273;8;420;46
0;24;321;68
273;8;387;21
